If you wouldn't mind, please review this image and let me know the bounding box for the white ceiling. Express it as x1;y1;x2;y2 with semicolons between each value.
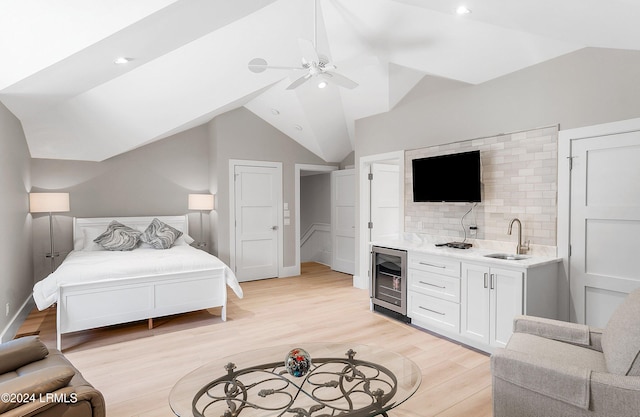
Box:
1;0;639;163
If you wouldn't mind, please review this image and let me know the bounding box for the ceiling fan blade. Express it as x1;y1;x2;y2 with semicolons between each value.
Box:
298;38;320;64
248;57;303;73
286;73;312;90
322;71;359;89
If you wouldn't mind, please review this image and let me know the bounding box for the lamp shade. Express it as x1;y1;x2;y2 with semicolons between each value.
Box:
188;194;214;211
29;193;70;213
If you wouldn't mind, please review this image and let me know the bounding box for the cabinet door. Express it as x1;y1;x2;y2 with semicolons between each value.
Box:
461;263;490;344
490;268;524;348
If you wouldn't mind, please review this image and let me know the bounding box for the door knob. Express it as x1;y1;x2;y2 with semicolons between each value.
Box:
271;225;278;230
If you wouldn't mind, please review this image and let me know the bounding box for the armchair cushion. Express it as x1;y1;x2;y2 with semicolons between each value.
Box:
494;332;609;410
492;347;592;409
602;288;640;375
0;336;48;375
0;365;75;413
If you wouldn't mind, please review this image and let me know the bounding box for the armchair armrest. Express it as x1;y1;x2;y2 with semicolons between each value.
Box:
0;365;75;413
0;337;49;374
0;380;106;417
513;315;603;351
491;347;592;410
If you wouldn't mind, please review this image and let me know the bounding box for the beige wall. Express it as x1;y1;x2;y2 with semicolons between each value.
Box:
30;126;211;281
209;107;328;268
26;108;332;283
357;48;640;158
0;102;33;341
300;173;331;235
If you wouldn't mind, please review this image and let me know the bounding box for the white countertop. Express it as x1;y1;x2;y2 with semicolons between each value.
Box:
371;235;562;269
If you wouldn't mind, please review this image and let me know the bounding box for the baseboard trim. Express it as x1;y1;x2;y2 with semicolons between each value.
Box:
352;275;369;289
279;265;300;278
0;295;35;342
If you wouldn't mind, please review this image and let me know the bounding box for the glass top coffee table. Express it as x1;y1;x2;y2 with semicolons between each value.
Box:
169;343;421;417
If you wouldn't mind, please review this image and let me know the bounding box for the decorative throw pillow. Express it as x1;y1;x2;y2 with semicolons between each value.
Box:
140;218;183;249
601;288;640;375
93;221;142;251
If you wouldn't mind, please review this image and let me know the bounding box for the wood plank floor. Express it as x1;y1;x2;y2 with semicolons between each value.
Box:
17;262;492;417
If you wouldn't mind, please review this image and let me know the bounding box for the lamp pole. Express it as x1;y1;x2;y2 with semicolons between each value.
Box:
45;211;59;273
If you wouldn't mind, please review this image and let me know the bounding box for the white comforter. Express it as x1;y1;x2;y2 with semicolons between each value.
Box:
33;245;243;310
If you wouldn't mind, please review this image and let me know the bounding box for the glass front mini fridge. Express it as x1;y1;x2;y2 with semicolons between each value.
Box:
371;246;408;321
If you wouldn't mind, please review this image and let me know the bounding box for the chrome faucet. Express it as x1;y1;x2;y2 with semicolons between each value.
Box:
508;218;530;255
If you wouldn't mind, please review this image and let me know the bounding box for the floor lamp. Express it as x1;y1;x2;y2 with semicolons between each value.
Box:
188;194;214;250
29;193;70;274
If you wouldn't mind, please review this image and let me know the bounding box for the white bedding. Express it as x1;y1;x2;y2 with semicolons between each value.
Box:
33;245;243;310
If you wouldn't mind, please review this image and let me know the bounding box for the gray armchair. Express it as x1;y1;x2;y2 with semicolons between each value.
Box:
0;336;105;417
491;288;640;416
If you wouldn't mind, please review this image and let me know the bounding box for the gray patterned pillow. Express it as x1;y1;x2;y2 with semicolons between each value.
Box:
93;221;142;251
140;218;183;249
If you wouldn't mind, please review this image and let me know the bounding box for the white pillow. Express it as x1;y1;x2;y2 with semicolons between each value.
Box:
76;226;111;251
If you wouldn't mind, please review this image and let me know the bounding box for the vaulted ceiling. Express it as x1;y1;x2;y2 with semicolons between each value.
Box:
1;0;639;163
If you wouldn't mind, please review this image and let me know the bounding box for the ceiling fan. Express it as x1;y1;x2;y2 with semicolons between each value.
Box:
247;0;358;90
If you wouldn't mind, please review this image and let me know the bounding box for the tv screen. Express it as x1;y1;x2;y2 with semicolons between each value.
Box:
412;150;481;202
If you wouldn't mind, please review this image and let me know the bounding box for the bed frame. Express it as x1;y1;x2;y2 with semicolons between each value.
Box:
56;216;228;350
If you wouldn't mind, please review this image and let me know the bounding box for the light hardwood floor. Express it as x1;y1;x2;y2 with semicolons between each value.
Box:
17;262;492;417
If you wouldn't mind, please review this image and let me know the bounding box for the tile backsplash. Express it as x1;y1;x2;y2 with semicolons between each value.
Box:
405;126;558;247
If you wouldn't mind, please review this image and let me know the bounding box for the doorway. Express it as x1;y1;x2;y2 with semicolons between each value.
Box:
295;164;338;276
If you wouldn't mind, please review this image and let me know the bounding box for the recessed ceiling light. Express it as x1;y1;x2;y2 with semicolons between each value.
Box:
271;108;280;115
456;6;471;15
317;81;328;89
114;57;133;65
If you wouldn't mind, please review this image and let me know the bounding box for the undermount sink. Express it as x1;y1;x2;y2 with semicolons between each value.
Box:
484;253;528;261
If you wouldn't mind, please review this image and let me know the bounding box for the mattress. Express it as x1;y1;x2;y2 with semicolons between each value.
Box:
33;245;243;310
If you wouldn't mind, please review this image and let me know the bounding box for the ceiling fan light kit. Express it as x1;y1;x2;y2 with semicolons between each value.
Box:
247;0;358;91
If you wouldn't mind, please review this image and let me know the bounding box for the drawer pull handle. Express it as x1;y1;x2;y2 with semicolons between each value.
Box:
419;262;446;269
419;281;446;289
419;306;445;315
484;273;488;289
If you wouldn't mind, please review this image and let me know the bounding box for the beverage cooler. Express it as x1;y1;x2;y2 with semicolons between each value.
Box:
370;246;409;322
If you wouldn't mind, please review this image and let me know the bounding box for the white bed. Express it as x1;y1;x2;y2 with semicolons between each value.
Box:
32;215;243;350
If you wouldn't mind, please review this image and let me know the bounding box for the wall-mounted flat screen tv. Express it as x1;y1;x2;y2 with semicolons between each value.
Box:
412;150;482;202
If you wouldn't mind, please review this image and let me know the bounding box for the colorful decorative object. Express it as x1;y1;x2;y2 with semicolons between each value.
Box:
284;348;312;377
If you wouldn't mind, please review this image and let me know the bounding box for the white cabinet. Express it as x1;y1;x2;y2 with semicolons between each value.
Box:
404;249;559;353
461;263;523;349
407;253;461;333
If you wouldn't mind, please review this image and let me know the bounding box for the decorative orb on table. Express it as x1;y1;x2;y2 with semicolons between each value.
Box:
284;348;312;377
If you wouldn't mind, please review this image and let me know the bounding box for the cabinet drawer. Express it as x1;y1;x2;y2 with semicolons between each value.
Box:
409;253;461;278
408;269;460;303
409;292;460;333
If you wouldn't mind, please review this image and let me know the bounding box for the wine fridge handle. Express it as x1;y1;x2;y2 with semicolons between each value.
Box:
369;251;374;298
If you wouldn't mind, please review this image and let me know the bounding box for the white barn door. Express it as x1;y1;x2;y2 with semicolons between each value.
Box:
331;169;355;275
570;130;640;326
233;164;281;281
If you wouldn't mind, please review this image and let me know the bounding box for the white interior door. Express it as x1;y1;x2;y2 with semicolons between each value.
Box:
331;169;355;275
570;130;640;326
234;164;280;281
370;163;400;242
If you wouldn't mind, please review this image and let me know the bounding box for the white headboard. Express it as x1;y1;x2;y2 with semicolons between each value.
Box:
73;215;189;251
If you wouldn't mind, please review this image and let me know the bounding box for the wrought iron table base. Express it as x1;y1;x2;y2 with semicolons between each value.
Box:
192;349;399;417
